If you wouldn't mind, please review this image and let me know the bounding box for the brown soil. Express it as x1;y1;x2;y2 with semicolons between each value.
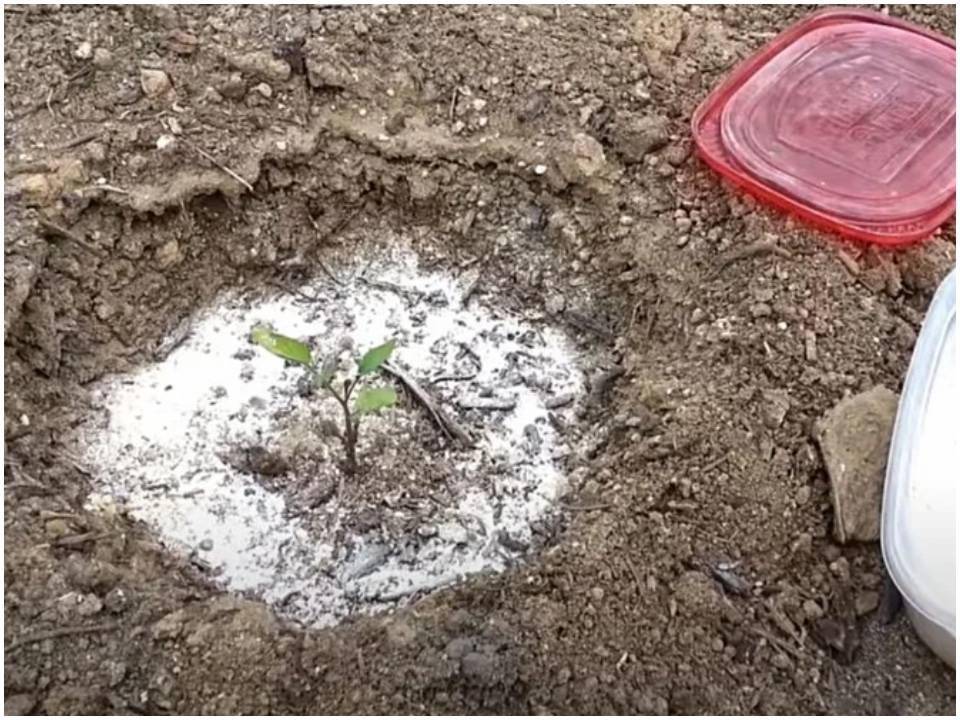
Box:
4;4;956;715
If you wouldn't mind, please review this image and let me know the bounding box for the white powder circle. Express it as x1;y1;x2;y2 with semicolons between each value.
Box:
80;247;585;626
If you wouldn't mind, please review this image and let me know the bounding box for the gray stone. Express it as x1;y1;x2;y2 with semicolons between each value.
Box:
106;660;128;688
554;133;607;184
103;587;129;614
444;636;474;660
226;51;291;82
140;69;172;99
545;295;566;315
609;115;669;164
76;593;103;616
855;590;880;617
152;609;187;640
5;694;36;716
762;389;791;429
305;57;352;90
631;5;684;60
815;386;898;543
92;47;114;68
218;72;247;100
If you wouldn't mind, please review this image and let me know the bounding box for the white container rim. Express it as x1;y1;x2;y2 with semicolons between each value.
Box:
881;267;956;639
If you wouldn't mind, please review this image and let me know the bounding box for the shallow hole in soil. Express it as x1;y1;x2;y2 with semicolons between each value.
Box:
78;240;587;627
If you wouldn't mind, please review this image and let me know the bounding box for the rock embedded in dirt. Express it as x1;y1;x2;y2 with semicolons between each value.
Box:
140;68;173;100
444;636;475;659
554;133;608;185
106;660;128;688
44;518;72;540
855;590;881;617
631;4;685;75
608;114;670;164
43;685;106;715
4;694;37;716
802;599;824;620
815;386;898;543
408;173;439;201
152;608;188;640
225;51;291;83
74;41;93;59
217;72;247;101
103;587;129;614
813;617;850;654
4;247;48;339
167;29;199;55
305;57;352;90
154;239;182;268
252;82;273;99
761;389;790;429
92;47;114;68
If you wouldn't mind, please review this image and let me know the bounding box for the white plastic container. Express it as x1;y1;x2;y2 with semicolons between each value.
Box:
881;268;956;667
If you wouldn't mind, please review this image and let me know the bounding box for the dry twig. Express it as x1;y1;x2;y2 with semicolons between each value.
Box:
561;502;612;512
711;240;792;278
5;623;120;654
383;362;472;447
37;218;104;256
181;138;255;193
55;131;100;151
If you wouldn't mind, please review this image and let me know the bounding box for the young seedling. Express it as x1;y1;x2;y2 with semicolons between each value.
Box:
250;325;397;477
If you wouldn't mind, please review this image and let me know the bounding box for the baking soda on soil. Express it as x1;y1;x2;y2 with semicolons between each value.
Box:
79;245;585;627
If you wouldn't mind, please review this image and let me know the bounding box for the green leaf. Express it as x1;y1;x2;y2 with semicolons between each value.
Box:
357;340;395;375
250;325;313;367
354;386;397;415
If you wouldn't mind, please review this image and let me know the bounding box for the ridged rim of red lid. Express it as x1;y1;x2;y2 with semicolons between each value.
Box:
692;8;956;246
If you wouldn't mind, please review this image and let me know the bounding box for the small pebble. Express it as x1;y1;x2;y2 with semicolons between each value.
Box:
545;295;565;315
802;599;824;620
74;41;93;60
772;653;793;670
93;47;114;68
199;539;214;551
253;82;273;98
855;590;880;617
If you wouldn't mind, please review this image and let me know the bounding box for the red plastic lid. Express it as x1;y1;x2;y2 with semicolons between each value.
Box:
693;9;956;246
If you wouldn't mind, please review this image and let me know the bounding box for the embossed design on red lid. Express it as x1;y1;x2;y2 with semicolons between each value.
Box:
693;9;956;246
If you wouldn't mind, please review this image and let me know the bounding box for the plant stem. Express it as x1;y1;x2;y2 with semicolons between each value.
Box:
341;378;358;477
318;372;362;481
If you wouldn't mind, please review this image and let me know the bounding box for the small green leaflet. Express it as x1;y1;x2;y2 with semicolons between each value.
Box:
250;325;313;367
357;339;395;375
354;386;397;415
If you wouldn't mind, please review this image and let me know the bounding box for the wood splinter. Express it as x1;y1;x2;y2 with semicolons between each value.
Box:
383;362;472;447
